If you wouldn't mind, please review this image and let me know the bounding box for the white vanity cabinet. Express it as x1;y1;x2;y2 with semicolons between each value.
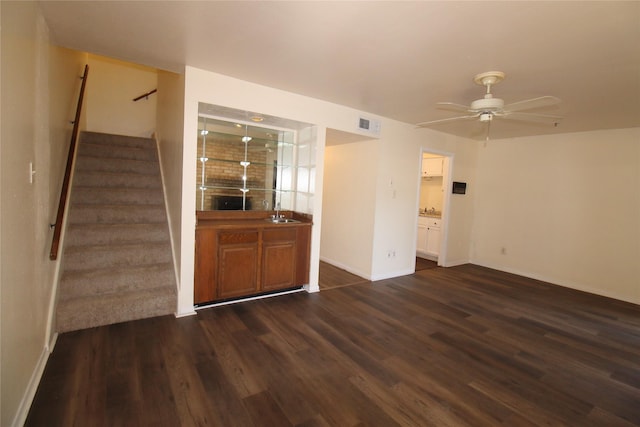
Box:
425;217;441;256
417;216;441;258
417;217;428;254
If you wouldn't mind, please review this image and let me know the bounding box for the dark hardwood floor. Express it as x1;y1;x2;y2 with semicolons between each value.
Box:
319;261;369;290
27;264;640;426
415;256;438;271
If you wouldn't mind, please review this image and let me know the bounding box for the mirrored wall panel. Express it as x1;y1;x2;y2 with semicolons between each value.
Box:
196;116;296;211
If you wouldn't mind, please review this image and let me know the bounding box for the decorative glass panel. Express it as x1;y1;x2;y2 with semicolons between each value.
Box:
196;116;296;211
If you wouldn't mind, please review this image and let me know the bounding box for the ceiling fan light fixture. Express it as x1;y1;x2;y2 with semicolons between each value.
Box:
470;97;504;111
480;113;493;122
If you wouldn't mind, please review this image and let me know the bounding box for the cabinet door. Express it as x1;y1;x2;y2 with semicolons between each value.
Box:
217;230;259;299
426;226;441;256
416;222;428;254
262;228;296;291
423;157;443;177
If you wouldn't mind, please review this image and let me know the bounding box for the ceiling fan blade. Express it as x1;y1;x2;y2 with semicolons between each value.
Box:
436;102;471;113
416;114;480;127
504;96;561;112
502;111;564;124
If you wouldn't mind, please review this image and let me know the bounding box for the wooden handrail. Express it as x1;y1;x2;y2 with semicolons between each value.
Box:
133;88;157;102
50;64;89;260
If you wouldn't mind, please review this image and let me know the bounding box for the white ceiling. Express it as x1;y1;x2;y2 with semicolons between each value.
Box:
39;1;640;140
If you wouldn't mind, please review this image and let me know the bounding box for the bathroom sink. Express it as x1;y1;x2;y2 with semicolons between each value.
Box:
265;217;299;224
419;213;441;218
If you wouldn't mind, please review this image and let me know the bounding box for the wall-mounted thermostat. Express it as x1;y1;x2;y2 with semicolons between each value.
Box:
452;181;467;194
357;116;381;137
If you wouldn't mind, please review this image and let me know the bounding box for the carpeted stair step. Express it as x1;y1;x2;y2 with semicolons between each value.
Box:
64;223;170;247
56;286;176;333
68;204;168;224
63;241;172;272
72;187;165;205
75;156;160;175
78;141;157;162
79;131;157;149
73;170;162;189
58;262;175;300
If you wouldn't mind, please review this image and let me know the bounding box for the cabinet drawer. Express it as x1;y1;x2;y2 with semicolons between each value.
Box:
419;217;441;227
263;227;297;242
427;219;441;228
218;230;259;244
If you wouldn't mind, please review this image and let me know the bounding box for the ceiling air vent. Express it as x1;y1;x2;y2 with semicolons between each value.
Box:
357;116;381;137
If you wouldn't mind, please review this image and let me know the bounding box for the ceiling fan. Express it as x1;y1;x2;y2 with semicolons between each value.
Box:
416;71;563;137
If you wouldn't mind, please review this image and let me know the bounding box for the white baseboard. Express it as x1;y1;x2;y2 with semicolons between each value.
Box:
174;310;197;318
11;340;54;427
304;283;319;293
417;253;438;262
469;260;637;305
442;258;469;267
48;332;58;356
194;288;306;310
370;267;416;282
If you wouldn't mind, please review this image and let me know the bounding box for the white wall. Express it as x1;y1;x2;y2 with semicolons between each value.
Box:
419;177;444;213
441;138;479;267
321;139;379;278
370;121;478;279
1;3;87;425
155;70;185;309
85;54;157;137
472;128;640;304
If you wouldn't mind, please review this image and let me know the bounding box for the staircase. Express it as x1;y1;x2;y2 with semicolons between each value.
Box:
56;131;176;332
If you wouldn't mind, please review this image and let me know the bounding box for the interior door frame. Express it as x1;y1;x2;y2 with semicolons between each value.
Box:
415;147;454;267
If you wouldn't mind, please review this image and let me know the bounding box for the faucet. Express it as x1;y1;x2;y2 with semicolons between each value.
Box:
273;202;284;220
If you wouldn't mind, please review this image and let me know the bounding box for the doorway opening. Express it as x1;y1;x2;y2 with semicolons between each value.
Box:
415;150;452;270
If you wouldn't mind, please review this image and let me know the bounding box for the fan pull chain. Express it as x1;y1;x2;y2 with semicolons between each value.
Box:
486;120;491;142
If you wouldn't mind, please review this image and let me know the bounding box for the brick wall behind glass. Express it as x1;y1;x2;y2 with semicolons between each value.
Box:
196;138;268;210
